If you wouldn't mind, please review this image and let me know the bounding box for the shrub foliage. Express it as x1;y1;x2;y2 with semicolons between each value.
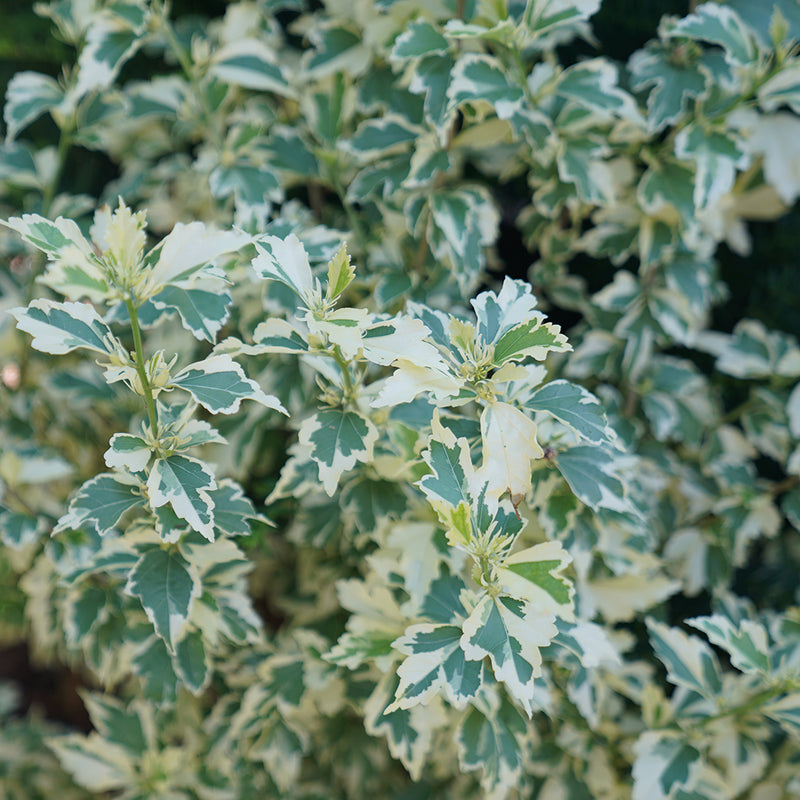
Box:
2;0;800;797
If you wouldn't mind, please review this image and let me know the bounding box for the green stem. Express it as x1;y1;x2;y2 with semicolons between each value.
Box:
332;346;355;399
126;297;159;434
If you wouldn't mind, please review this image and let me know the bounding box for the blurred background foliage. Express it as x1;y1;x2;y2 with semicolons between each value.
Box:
1;0;797;338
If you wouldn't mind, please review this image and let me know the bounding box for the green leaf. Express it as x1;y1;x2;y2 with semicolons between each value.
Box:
674;123;747;210
147;284;233;344
104;433;151;473
629;43;709;132
632;731;701;800
81;694;148;755
346;116;419;160
132;635;179;702
447;54;524;118
248;318;309;354
662;3;757;66
461;594;556;716
391;20;450;60
125;547;200;651
174;629;210;694
389;623;483;711
306;27;368;78
11;299;118;355
456;696;528;800
497;541;575;621
555;444;631;512
409;53;454;131
172;354;287;415
209;162;281;215
211;38;295;96
208;480;263;537
646;619;722;699
55;473;144;537
418;416;474;512
252;233;319;306
764;695;800;740
0;509;42;548
364;673;443;782
421;571;469;624
493;317;569;365
3;71;64;141
325;242;354;301
557;135;610;204
556;59;636;118
758;61;800;113
298;409;379;495
73;4;149;100
687;614;770;675
146;455;216;541
471;277;541;345
524;379;614;445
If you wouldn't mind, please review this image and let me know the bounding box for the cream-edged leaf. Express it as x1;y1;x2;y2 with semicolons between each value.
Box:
476;401;543;502
54;473;145;537
361;317;446;370
497;541;575;621
461;594;556;717
125;547;201;651
172;354;287;415
104;433;151;472
147;223;250;292
11;299;118;355
389;623;482;711
252;233;319;306
146;455;216;540
298;409;379;495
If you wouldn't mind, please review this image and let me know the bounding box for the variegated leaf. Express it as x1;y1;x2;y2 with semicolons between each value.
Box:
103;433;151;473
298;409;379;495
646;619;723;700
125;547;200;651
172;354;287;415
461;594;556;717
251;233;320;307
11;299;118;355
54;474;144;537
476;401;543;502
456;696;528;800
496;541;575;621
146;454;216;540
389;623;483;711
524;379;615;445
687;614;771;675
